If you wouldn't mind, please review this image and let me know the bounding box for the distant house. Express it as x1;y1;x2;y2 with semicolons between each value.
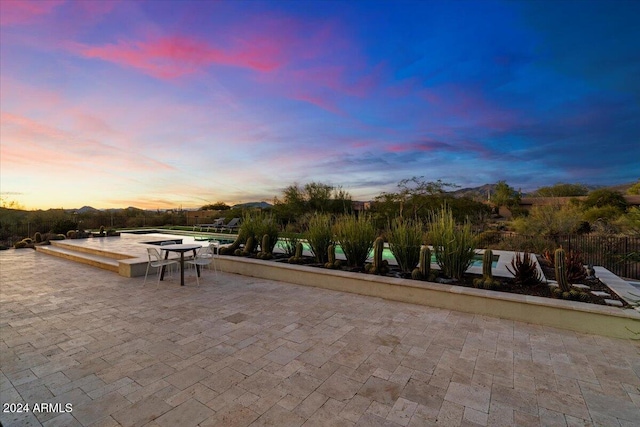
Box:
352;201;371;212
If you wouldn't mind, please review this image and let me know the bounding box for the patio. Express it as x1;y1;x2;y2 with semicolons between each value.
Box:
1;249;639;426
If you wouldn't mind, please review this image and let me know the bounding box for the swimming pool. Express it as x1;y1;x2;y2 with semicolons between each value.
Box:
274;241;498;268
124;230;498;268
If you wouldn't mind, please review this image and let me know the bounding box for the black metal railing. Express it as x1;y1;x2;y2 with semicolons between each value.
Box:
493;233;640;280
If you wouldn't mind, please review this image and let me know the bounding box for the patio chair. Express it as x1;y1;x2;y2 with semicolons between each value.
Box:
209;218;224;232
144;247;179;287
220;217;241;232
185;244;217;285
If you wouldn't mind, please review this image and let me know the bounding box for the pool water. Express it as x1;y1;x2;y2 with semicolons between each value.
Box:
127;231;498;268
275;241;498;268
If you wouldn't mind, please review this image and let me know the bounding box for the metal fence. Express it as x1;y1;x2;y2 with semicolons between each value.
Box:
494;233;640;280
555;235;640;280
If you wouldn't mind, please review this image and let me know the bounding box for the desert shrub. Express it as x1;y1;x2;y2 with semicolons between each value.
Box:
582;189;627;211
506;252;542;286
582;206;624;224
476;230;502;248
511;204;583;236
428;205;477;280
333;214;376;268
614;207;640;236
51;219;77;235
387;217;423;273
306;213;334;263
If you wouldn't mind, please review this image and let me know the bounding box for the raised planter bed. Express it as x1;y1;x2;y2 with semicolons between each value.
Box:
216;255;640;339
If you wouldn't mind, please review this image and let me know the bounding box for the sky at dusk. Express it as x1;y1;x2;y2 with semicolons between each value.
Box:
1;0;639;210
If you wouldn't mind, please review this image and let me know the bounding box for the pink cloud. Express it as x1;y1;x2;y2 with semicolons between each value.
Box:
386;139;452;153
291;92;345;116
0;0;65;26
69;27;292;79
0;112;175;172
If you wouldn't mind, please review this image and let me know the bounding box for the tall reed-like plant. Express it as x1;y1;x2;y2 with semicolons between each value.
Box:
280;224;301;258
387;217;424;273
333;214;376;268
428;205;477;280
306;213;334;263
255;214;279;253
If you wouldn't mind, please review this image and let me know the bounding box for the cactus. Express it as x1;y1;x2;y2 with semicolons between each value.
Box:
289;242;304;264
366;237;387;274
474;249;500;289
257;234;273;259
411;246;431;280
554;248;570;292
220;231;245;255
34;232;42;243
241;236;256;256
482;249;493;279
325;244;336;269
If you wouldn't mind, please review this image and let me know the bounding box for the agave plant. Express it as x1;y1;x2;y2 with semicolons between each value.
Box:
506;252;542;286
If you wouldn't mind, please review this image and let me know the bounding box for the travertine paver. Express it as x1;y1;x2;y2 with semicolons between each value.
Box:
1;249;640;427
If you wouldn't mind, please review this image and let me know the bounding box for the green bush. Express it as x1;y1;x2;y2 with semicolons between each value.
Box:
476;230;502;248
582;206;624;223
428;205;477;280
52;219;77;235
387;217;423;273
334;214;376;268
306;213;334;263
511;204;583;236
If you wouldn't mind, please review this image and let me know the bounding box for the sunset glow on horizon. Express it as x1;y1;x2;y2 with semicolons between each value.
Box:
1;0;639;210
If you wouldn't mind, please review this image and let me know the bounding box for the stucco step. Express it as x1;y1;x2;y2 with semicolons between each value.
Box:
36;245;119;273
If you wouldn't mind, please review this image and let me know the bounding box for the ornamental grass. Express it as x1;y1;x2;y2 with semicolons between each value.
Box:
387;217;424;273
428;205;477;280
333;214;376;268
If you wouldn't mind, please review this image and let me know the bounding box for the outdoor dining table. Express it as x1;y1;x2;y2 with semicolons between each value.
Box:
159;243;202;286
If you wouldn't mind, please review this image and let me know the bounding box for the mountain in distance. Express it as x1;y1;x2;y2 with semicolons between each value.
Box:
75;206;100;214
232;201;273;209
449;184;498;201
449;181;637;201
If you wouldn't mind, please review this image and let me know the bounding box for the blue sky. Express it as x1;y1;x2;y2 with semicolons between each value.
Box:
1;0;638;209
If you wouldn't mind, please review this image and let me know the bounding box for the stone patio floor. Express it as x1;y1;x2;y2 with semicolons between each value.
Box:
1;249;639;427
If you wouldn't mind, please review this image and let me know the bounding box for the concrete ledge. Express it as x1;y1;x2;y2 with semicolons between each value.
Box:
50;240;132;260
595;266;640;307
217;256;640;339
36;245;120;273
119;256;150;277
